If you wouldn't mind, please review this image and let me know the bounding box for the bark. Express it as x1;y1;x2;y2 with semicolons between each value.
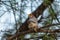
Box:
7;0;54;40
19;0;54;32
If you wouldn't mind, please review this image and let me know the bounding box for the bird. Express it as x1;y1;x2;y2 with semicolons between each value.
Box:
27;14;38;32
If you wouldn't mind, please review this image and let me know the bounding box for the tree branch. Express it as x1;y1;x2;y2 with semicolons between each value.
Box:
7;29;60;40
7;0;54;40
18;0;54;32
40;23;60;29
7;22;60;40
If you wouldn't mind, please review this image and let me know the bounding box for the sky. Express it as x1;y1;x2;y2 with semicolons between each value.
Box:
0;0;43;40
0;0;60;40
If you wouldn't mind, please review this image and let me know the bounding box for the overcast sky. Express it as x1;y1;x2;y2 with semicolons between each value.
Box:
0;0;60;40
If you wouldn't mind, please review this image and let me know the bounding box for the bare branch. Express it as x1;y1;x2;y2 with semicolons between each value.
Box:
18;0;54;32
7;22;60;40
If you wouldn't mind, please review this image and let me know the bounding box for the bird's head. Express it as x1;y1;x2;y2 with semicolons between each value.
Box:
28;14;34;18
